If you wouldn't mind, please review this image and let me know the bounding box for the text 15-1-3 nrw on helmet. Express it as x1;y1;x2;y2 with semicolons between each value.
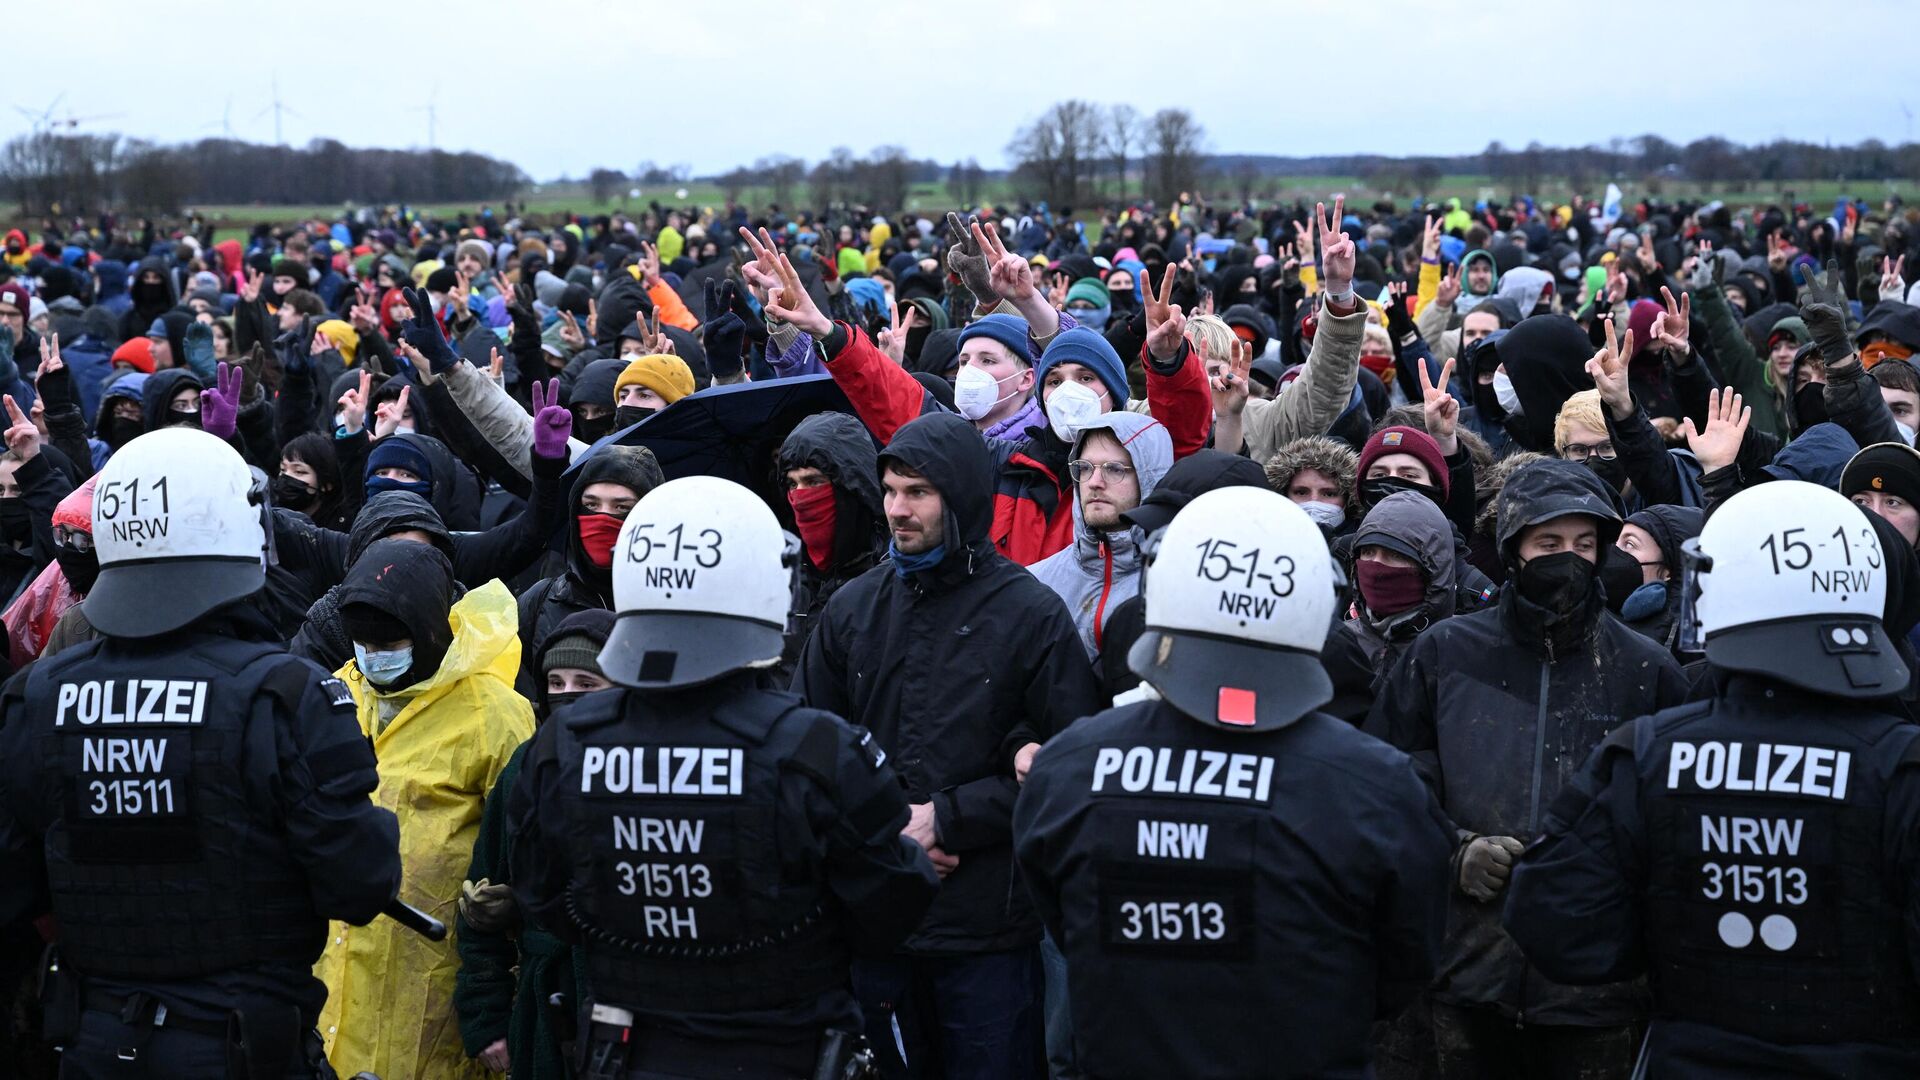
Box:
83;427;269;638
1682;480;1908;699
599;474;798;689
1128;486;1340;731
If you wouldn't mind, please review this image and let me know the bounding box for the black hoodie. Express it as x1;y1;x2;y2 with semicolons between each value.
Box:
141;368;203;431
793;410;1102;954
515;446;665;695
1494;314;1596;454
117;255;179;343
776;413;887;670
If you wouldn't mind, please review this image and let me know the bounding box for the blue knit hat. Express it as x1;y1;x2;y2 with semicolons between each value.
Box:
366;435;435;486
956;313;1035;363
1036;328;1129;406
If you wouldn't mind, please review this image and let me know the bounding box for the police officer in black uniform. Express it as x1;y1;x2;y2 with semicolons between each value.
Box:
508;474;939;1079
1013;486;1454;1080
1506;480;1920;1077
0;427;403;1078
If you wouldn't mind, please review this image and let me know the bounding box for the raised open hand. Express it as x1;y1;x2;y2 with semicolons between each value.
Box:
976;221;1033;303
1209;336;1253;417
1796;258;1853;364
639;241;663;288
1421;214;1442;262
400;286;457;373
1882;255;1907;303
1682;387;1751;473
339;370;371;434
200;361;243;440
1143;264;1188;363
737;226;784;304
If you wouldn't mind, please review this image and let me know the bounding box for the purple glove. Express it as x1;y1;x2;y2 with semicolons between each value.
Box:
531;378;572;459
200;361;243;440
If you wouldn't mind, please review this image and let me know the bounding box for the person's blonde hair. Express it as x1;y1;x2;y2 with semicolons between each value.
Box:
1361;322;1392;354
1553;389;1608;454
1186;314;1235;369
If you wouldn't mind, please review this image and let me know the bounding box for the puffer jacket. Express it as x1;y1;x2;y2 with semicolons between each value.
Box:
793;412;1102;954
1027;413;1173;660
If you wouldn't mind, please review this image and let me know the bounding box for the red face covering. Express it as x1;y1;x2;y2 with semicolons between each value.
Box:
577;512;625;569
787;485;838;571
1356;559;1426;616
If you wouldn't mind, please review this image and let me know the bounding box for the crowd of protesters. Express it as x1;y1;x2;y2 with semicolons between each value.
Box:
0;178;1918;1079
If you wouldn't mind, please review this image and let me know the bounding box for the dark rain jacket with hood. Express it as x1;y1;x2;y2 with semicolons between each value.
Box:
1364;459;1688;1026
793;412;1103;954
1324;492;1459;722
1617;504;1703;654
775;413;887;671
1027;413;1173;661
1494;314;1596;454
116;255;178;344
513;446;665;695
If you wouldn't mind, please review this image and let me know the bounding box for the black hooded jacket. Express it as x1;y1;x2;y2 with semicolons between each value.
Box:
117;255;178;344
1495;314;1595;453
793;412;1102;954
140;368;202;431
514;446;665;695
1619;504;1704;653
336;538;457;693
776;413;886;670
1364;460;1689;1025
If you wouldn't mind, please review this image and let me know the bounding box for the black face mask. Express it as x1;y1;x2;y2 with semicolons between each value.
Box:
57;544;99;594
1109;291;1139;315
0;499;30;543
100;414;143;449
572;408;615;444
546;691;586;717
271;472;319;511
1360;475;1440;510
1515;550;1597;617
1794;383;1828;430
1596;544;1646;614
1585;454;1628;493
613;405;655;430
169;408;202;430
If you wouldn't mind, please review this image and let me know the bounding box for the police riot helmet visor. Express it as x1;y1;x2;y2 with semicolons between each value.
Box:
1705;618;1909;700
85;557;266;639
598;610;785;690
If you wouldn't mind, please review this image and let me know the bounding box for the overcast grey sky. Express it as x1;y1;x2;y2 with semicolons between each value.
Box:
14;0;1912;181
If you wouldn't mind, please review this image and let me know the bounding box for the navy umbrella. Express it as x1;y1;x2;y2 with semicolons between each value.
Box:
562;374;864;506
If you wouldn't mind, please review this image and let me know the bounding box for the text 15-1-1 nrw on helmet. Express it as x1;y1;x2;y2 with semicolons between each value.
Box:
1682;480;1907;699
599;474;798;689
1128;486;1340;731
83;427;268;638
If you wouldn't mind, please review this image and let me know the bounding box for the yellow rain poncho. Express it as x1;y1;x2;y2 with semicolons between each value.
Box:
316;579;534;1080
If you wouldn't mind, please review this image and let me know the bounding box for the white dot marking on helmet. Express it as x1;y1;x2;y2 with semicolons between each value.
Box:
1717;911;1754;949
1759;914;1798;951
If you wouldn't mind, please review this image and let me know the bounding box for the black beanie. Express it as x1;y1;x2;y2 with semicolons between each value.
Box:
1842;442;1920;506
426;266;460;294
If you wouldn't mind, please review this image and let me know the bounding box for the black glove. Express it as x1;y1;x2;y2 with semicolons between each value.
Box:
400;286;458;374
723;278;767;346
35;361;73;413
1796;258;1853;365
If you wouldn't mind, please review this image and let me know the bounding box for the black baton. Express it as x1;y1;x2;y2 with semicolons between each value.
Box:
382;898;447;941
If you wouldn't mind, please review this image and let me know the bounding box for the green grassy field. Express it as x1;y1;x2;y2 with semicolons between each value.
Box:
180;173;1920;243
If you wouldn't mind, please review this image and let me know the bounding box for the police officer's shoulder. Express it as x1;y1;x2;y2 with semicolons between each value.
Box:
1038;699;1158;759
1287;710;1448;799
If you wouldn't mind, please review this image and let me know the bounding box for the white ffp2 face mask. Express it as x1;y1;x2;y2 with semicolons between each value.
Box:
1301;500;1346;531
954;364;1013;420
1899;421;1917;447
1492;369;1520;414
1045;381;1106;442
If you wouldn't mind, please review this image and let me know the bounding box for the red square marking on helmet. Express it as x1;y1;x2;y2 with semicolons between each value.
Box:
1218;687;1257;727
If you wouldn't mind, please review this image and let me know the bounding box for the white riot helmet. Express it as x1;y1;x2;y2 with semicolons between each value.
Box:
84;427;269;638
1128;487;1340;730
599;475;798;689
1680;481;1907;698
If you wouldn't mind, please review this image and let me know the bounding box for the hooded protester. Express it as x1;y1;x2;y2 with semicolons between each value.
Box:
775;413;888;668
793;411;1102;1079
1455;249;1499;313
454;609;611;1080
1325;492;1460;723
318;540;532;1080
514;445;665;694
1366;458;1687;1079
1265;434;1361;534
565;357;626;444
1098;448;1272;699
1029;413;1174;661
1609;504;1703;654
116;255;177;345
1494;314;1598;453
139;367;202;432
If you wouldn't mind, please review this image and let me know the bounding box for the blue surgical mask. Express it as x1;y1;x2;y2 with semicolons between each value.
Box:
354;642;414;686
1069;307;1111;331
